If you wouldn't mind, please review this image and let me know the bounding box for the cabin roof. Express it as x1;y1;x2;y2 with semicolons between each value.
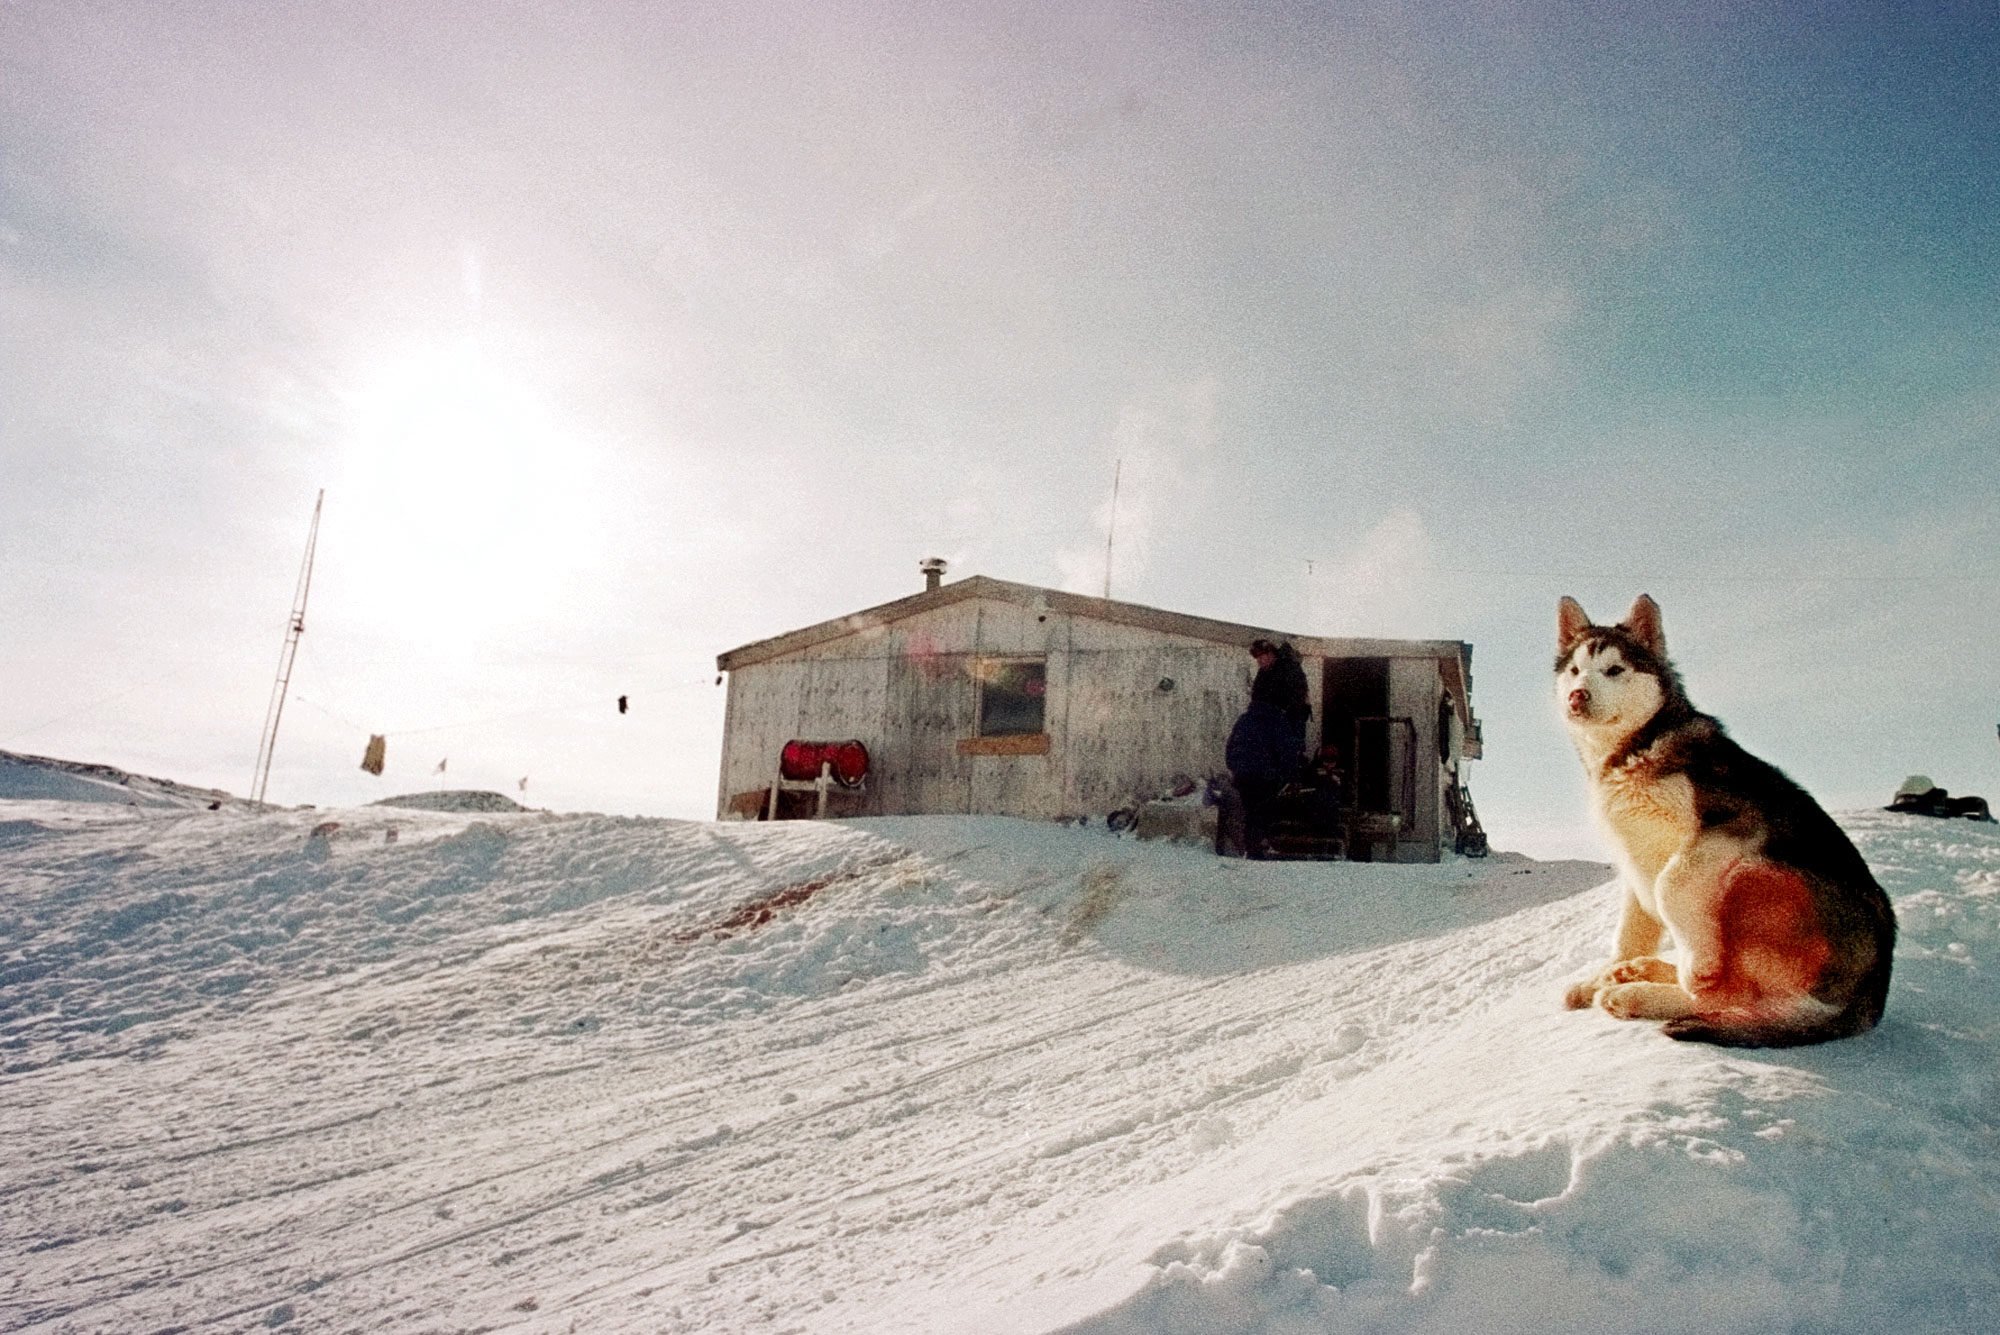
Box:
717;576;1477;721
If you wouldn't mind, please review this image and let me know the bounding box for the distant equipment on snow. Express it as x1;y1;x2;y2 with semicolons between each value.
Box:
1888;775;1994;822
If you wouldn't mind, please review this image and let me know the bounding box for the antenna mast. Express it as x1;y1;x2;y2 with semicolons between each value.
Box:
1102;457;1122;599
251;489;324;808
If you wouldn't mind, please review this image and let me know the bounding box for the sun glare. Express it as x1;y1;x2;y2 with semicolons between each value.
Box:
337;336;599;636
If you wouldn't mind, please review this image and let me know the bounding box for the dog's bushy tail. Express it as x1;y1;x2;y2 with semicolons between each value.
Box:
1663;977;1890;1048
1662;1016;1869;1048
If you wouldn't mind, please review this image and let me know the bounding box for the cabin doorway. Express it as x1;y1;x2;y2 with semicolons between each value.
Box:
1322;657;1415;860
1322;657;1387;807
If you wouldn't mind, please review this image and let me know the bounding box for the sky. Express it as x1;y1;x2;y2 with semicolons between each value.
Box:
3;0;1995;855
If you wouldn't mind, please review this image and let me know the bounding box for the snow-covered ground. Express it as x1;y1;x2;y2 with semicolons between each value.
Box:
3;750;1998;1334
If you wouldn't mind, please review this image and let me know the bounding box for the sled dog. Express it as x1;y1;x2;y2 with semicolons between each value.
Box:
1556;595;1895;1046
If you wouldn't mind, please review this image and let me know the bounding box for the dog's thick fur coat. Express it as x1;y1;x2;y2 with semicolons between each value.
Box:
1556;595;1895;1046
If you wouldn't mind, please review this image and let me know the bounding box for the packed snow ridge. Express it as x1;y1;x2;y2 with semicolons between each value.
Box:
0;747;245;812
370;789;531;814
2;750;1997;1333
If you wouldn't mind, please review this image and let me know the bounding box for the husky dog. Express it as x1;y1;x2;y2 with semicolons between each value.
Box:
1556;595;1895;1046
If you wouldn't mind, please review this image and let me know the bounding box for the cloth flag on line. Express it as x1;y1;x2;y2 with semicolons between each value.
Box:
360;735;386;776
435;758;448;775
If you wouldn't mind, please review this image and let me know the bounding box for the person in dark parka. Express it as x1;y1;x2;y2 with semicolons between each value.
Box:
1251;638;1311;729
1226;640;1311;857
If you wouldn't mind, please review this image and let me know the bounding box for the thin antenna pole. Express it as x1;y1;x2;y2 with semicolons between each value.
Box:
1102;457;1122;600
252;489;324;808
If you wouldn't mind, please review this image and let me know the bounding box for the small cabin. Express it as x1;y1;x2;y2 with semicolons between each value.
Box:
715;566;1482;862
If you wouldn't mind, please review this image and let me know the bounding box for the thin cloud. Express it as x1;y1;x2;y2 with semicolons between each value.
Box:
1306;507;1442;639
1054;377;1220;598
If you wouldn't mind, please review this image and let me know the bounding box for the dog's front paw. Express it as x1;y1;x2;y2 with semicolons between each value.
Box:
1596;983;1650;1020
1597;980;1698;1022
1567;957;1674;1010
1605;957;1677;987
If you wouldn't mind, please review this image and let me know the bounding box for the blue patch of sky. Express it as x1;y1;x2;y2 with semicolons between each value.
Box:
1326;0;2000;563
1394;2;2000;408
0;159;193;302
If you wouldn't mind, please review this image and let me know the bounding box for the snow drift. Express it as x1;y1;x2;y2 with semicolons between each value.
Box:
2;751;1997;1333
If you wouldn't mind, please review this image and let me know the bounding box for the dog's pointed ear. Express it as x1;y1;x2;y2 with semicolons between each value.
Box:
1557;596;1592;649
1622;594;1665;655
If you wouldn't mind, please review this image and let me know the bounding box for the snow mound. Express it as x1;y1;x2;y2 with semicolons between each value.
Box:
2;767;1997;1333
371;788;529;813
0;747;241;809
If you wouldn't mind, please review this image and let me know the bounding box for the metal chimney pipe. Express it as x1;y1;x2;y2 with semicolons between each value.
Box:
920;557;947;592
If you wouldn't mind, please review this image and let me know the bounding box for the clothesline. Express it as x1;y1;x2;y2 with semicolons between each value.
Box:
291;676;716;741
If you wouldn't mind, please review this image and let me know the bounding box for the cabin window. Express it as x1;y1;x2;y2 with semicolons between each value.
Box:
977;658;1046;737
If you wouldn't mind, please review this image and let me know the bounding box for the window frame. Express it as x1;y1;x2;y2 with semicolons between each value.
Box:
972;655;1048;740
